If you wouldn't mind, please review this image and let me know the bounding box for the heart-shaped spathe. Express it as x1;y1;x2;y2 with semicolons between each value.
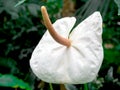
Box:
30;11;103;84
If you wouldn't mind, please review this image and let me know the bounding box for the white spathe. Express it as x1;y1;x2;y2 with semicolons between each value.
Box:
30;11;103;84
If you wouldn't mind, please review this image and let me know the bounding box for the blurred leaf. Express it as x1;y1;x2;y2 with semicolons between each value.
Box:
0;8;4;14
5;43;20;55
47;0;63;8
104;49;120;65
7;11;19;19
27;26;38;33
115;44;120;50
27;3;40;17
0;74;31;90
89;78;104;90
114;0;120;15
117;66;120;74
105;67;114;82
14;0;26;7
65;84;78;90
0;57;19;74
0;0;21;19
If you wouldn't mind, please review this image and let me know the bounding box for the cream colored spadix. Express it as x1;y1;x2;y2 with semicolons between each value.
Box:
30;6;103;84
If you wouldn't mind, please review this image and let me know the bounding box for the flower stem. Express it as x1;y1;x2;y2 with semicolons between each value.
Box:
60;84;66;90
84;84;88;90
49;83;54;90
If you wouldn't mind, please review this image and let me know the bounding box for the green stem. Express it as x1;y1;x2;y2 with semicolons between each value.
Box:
49;83;54;90
84;84;88;90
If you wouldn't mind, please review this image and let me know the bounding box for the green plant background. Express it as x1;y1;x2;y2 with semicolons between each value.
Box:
0;0;120;90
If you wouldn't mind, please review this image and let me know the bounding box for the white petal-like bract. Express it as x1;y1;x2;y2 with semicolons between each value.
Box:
30;12;103;84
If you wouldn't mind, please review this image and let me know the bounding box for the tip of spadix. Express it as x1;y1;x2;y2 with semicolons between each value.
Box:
41;6;46;11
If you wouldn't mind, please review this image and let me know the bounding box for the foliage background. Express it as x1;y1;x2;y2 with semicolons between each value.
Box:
0;0;120;90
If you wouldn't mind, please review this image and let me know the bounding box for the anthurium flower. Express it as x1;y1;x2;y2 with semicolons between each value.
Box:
30;6;103;84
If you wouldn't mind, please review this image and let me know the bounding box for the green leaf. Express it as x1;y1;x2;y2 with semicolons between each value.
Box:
0;74;31;90
1;0;21;19
116;44;120;50
114;0;120;15
104;49;120;65
47;0;63;8
14;0;26;7
0;57;19;74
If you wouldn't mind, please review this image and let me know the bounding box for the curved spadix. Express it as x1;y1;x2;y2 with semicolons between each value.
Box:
41;6;71;47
